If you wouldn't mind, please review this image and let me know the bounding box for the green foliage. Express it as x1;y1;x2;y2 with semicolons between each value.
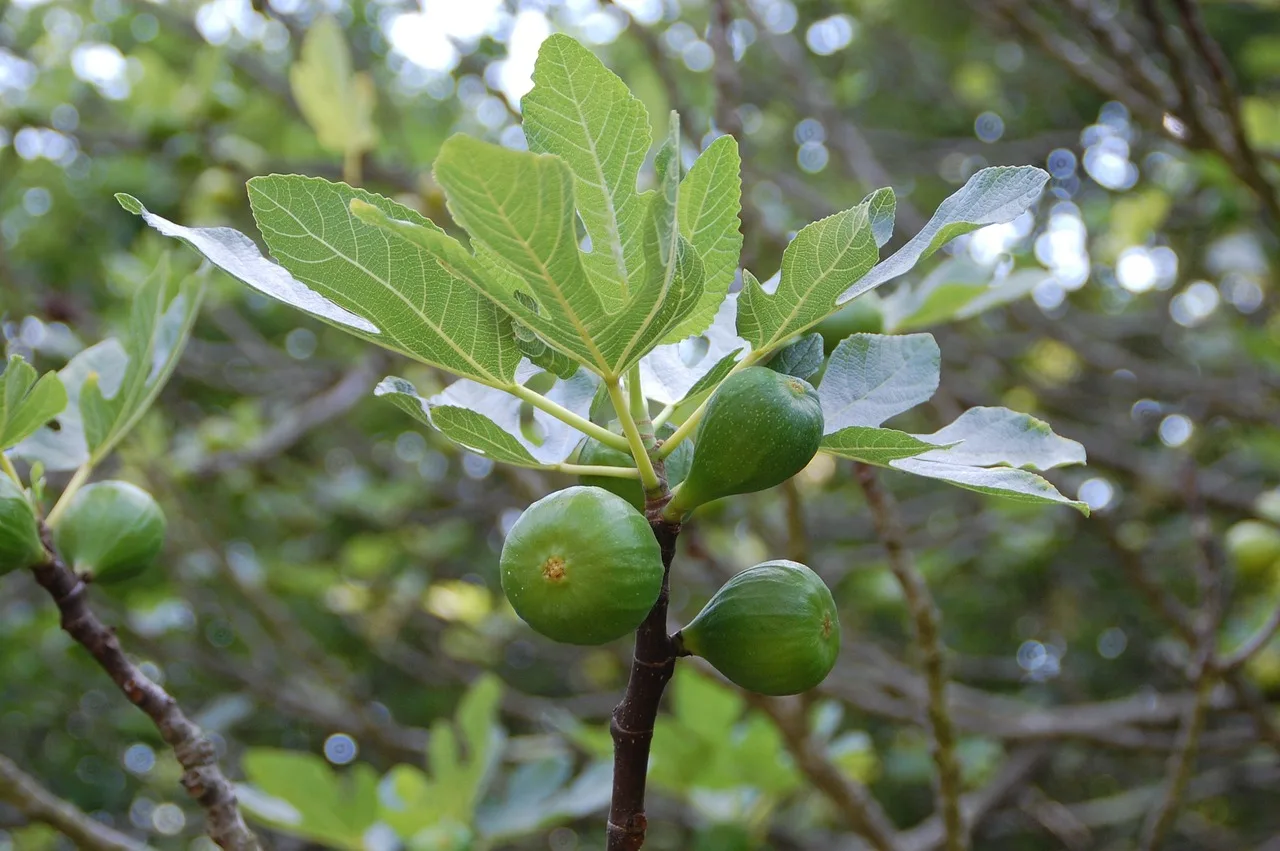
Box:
11;253;203;473
0;355;66;452
289;16;378;161
240;676;507;850
816;333;1088;512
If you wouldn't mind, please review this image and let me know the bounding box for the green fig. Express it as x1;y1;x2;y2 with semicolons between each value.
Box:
53;481;166;583
0;475;44;574
577;424;693;511
668;367;823;516
677;560;840;696
1225;520;1280;579
500;486;663;645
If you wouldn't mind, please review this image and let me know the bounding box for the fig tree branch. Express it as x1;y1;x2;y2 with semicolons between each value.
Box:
855;463;967;851
0;752;154;851
27;526;261;851
607;512;680;851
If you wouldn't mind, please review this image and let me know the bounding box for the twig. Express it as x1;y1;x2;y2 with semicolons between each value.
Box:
1054;0;1178;107
0;753;153;851
781;478;810;564
898;746;1048;851
1139;464;1226;851
1138;671;1214;850
607;504;681;851
28;528;261;851
855;464;967;851
748;694;900;851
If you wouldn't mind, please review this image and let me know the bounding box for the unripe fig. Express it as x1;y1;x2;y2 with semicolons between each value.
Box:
53;481;166;583
1225;520;1280;579
816;295;884;354
577;425;693;511
677;560;840;696
0;476;43;574
500;486;663;645
668;367;823;516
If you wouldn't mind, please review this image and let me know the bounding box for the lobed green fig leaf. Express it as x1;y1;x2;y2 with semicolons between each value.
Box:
817;333;941;432
522;33;651;308
666;134;743;341
669;367;823;516
0;354;67;452
0;476;44;574
736;189;886;354
678;560;840;696
52;480;166;582
500;486;662;645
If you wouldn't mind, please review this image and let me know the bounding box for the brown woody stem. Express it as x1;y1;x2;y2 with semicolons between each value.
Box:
607;493;681;851
28;525;261;851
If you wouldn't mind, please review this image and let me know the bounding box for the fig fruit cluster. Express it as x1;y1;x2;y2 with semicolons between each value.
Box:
498;365;839;695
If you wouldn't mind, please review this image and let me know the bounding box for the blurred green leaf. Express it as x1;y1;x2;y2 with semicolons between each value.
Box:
0;354;66;452
290;16;378;158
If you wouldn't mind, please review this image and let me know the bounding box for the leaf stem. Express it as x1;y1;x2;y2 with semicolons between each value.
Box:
45;464;90;528
556;463;642;479
509;384;630;453
0;453;21;487
650;402;677;430
606;380;661;494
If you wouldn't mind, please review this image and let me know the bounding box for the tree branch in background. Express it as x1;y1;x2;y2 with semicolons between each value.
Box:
747;694;900;851
855;464;967;851
607;515;681;851
28;528;261;851
0;753;153;851
1139;465;1227;851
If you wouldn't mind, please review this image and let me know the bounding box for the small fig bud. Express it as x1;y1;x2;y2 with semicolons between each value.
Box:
53;481;165;583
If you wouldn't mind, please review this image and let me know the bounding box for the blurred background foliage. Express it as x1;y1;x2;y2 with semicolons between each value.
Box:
3;0;1280;849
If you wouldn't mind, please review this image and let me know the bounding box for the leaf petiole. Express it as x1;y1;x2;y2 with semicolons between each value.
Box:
0;453;21;487
556;463;642;479
45;464;90;528
605;379;661;494
507;383;630;453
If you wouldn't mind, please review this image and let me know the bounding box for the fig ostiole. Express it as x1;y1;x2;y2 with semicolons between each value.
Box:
0;475;44;575
667;367;823;517
676;559;840;696
577;424;693;511
52;481;166;583
500;486;663;645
